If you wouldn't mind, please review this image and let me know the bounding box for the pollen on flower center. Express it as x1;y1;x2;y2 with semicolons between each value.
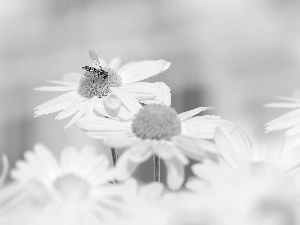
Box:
77;68;122;99
53;173;90;201
131;104;181;140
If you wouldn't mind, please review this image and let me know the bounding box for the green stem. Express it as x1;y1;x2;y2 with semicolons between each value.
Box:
111;148;118;166
153;155;160;182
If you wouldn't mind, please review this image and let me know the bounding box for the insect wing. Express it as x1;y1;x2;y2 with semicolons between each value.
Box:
89;50;101;68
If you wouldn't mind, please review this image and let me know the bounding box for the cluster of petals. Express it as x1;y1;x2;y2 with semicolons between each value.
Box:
191;127;300;192
0;144;122;225
34;56;171;128
78;106;235;190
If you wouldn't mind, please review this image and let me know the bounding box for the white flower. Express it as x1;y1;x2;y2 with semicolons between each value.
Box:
9;144;121;224
192;127;300;191
34;54;171;128
107;178;169;225
187;165;300;225
78;105;235;190
265;92;300;136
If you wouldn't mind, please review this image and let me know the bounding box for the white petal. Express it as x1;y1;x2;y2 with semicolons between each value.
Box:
34;86;77;91
182;116;235;139
77;117;129;131
172;135;218;162
115;143;152;181
34;98;81;117
118;60;171;83
110;87;142;114
108;57;121;71
178;107;213;121
64;102;89;129
266;109;300;132
104;134;140;148
119;82;157;97
165;158;185;191
34;91;79;110
45;80;77;87
138;82;171;106
265;102;300;108
127;141;153;163
85;97;97;117
103;94;121;110
215;128;252;170
55;99;86;120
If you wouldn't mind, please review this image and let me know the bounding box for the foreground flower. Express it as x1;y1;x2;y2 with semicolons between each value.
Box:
34;52;171;128
186;164;300;225
265;92;300;136
192;127;300;191
78;104;235;190
9;144;120;224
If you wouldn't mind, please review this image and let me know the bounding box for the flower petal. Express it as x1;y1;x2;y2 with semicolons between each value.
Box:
110;87;142;114
266;109;300;132
115;143;152;180
119;82;157;99
165;158;185;191
63;102;89;129
178;107;213;121
55;99;86;120
118;60;171;83
215;128;252;170
34;96;82;117
45;80;77;87
172;135;218;162
103;94;121;110
34;91;79;110
108;57;121;71
34;86;77;92
182;116;235;139
139;82;171;106
104;134;140;149
77;117;130;131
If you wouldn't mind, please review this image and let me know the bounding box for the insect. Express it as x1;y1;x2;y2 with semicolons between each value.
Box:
82;50;109;80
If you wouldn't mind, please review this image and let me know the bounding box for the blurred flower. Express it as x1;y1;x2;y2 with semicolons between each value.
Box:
8;144;121;225
191;127;300;192
78;105;235;190
265;91;300;136
107;178;169;225
34;56;171;128
186;165;300;225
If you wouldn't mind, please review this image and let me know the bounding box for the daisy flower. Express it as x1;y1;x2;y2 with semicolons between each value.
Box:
265;91;300;136
34;51;171;128
107;178;169;225
187;163;300;225
78;104;235;190
9;144;122;224
192;127;300;191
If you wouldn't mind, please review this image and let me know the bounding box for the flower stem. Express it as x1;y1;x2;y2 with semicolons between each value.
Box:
153;155;160;182
111;148;118;166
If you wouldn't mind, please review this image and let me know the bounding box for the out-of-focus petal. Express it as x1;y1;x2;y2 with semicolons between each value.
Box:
165;158;185;191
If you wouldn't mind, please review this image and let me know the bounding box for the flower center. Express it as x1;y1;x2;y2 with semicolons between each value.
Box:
77;68;122;99
53;173;90;201
131;104;181;140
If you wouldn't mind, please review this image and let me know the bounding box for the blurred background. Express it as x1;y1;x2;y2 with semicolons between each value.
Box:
1;0;300;182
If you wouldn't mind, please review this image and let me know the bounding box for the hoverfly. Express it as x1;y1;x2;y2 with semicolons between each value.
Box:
82;50;109;81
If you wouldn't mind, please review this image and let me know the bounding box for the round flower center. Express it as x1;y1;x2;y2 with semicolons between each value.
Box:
77;68;122;99
53;173;90;201
131;104;181;140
